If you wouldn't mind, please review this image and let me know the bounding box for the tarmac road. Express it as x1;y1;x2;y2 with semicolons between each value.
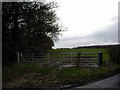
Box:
64;73;120;90
73;73;120;89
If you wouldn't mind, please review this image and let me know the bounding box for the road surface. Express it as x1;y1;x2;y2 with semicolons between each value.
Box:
74;73;120;89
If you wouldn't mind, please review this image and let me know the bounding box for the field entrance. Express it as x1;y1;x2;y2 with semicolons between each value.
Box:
48;52;100;67
17;51;102;67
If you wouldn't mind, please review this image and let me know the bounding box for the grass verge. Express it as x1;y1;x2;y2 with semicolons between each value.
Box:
2;63;120;88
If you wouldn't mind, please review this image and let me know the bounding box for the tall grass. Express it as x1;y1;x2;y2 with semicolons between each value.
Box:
3;63;56;83
55;64;120;85
3;62;120;87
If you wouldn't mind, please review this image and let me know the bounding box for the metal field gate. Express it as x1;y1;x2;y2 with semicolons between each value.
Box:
17;51;103;67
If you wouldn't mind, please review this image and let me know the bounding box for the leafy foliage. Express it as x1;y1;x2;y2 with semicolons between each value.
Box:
108;45;120;64
2;2;63;66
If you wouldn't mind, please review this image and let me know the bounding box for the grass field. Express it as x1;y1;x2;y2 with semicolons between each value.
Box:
3;47;120;88
49;48;110;62
3;63;120;88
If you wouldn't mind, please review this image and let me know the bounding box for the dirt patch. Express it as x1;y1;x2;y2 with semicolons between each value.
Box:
3;72;62;88
3;72;36;88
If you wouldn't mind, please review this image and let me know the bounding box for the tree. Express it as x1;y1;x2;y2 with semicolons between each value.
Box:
2;2;63;66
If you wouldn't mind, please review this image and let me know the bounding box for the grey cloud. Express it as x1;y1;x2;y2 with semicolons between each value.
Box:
111;16;118;22
90;22;118;43
85;22;118;45
54;21;118;48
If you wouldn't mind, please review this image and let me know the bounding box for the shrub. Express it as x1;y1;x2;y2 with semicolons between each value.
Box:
108;45;120;64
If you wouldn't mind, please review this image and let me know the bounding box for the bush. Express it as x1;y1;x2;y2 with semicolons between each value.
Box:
108;45;120;64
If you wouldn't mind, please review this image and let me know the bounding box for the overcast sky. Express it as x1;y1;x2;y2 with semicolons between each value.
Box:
49;0;119;48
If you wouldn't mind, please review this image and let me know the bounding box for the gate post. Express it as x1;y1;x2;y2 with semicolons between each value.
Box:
76;52;81;68
32;53;34;61
17;52;20;63
71;52;73;65
46;53;50;66
98;51;103;67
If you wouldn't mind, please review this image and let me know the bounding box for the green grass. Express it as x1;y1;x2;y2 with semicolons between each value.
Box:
49;48;110;62
49;48;105;52
55;64;120;85
2;63;56;83
3;47;119;88
3;62;120;87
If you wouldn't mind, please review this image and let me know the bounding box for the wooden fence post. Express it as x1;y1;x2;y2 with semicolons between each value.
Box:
98;51;103;67
17;52;20;63
71;52;73;65
46;53;50;66
76;52;81;68
32;53;34;61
